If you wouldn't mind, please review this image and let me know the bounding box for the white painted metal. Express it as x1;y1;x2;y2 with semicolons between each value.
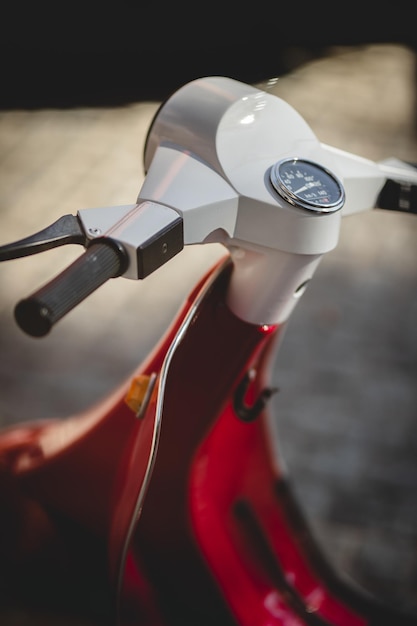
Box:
78;77;417;325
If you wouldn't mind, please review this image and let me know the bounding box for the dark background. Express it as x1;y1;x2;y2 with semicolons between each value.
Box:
2;1;416;108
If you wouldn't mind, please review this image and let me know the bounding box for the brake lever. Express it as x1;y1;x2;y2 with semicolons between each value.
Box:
0;214;87;262
376;158;417;214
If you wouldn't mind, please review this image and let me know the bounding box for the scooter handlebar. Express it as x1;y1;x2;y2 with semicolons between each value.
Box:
14;240;128;337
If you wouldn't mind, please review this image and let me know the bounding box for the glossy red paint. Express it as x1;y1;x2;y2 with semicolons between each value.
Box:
116;258;369;625
0;255;405;625
0;257;222;622
189;401;367;626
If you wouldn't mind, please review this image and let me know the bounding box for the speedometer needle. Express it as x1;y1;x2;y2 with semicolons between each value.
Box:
294;181;320;194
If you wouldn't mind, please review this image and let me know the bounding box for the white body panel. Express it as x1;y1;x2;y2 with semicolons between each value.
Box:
79;77;417;325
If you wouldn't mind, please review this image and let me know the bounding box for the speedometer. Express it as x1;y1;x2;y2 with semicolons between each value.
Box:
270;158;345;213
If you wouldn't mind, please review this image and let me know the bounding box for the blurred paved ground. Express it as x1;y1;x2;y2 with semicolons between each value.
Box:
0;44;416;623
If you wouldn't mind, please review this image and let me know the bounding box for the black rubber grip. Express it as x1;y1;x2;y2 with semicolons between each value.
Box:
14;240;127;337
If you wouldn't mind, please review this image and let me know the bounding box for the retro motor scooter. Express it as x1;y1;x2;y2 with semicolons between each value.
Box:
0;76;416;625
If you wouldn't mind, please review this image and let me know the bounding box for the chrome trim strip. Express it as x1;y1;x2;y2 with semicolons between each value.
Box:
116;254;231;616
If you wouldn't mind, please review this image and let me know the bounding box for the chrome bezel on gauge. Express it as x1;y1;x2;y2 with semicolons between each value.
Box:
270;157;345;213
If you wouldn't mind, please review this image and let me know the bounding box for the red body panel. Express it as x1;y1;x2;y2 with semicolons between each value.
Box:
0;256;411;625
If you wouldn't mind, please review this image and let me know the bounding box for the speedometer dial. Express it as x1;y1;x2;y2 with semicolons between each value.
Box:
270;158;345;213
